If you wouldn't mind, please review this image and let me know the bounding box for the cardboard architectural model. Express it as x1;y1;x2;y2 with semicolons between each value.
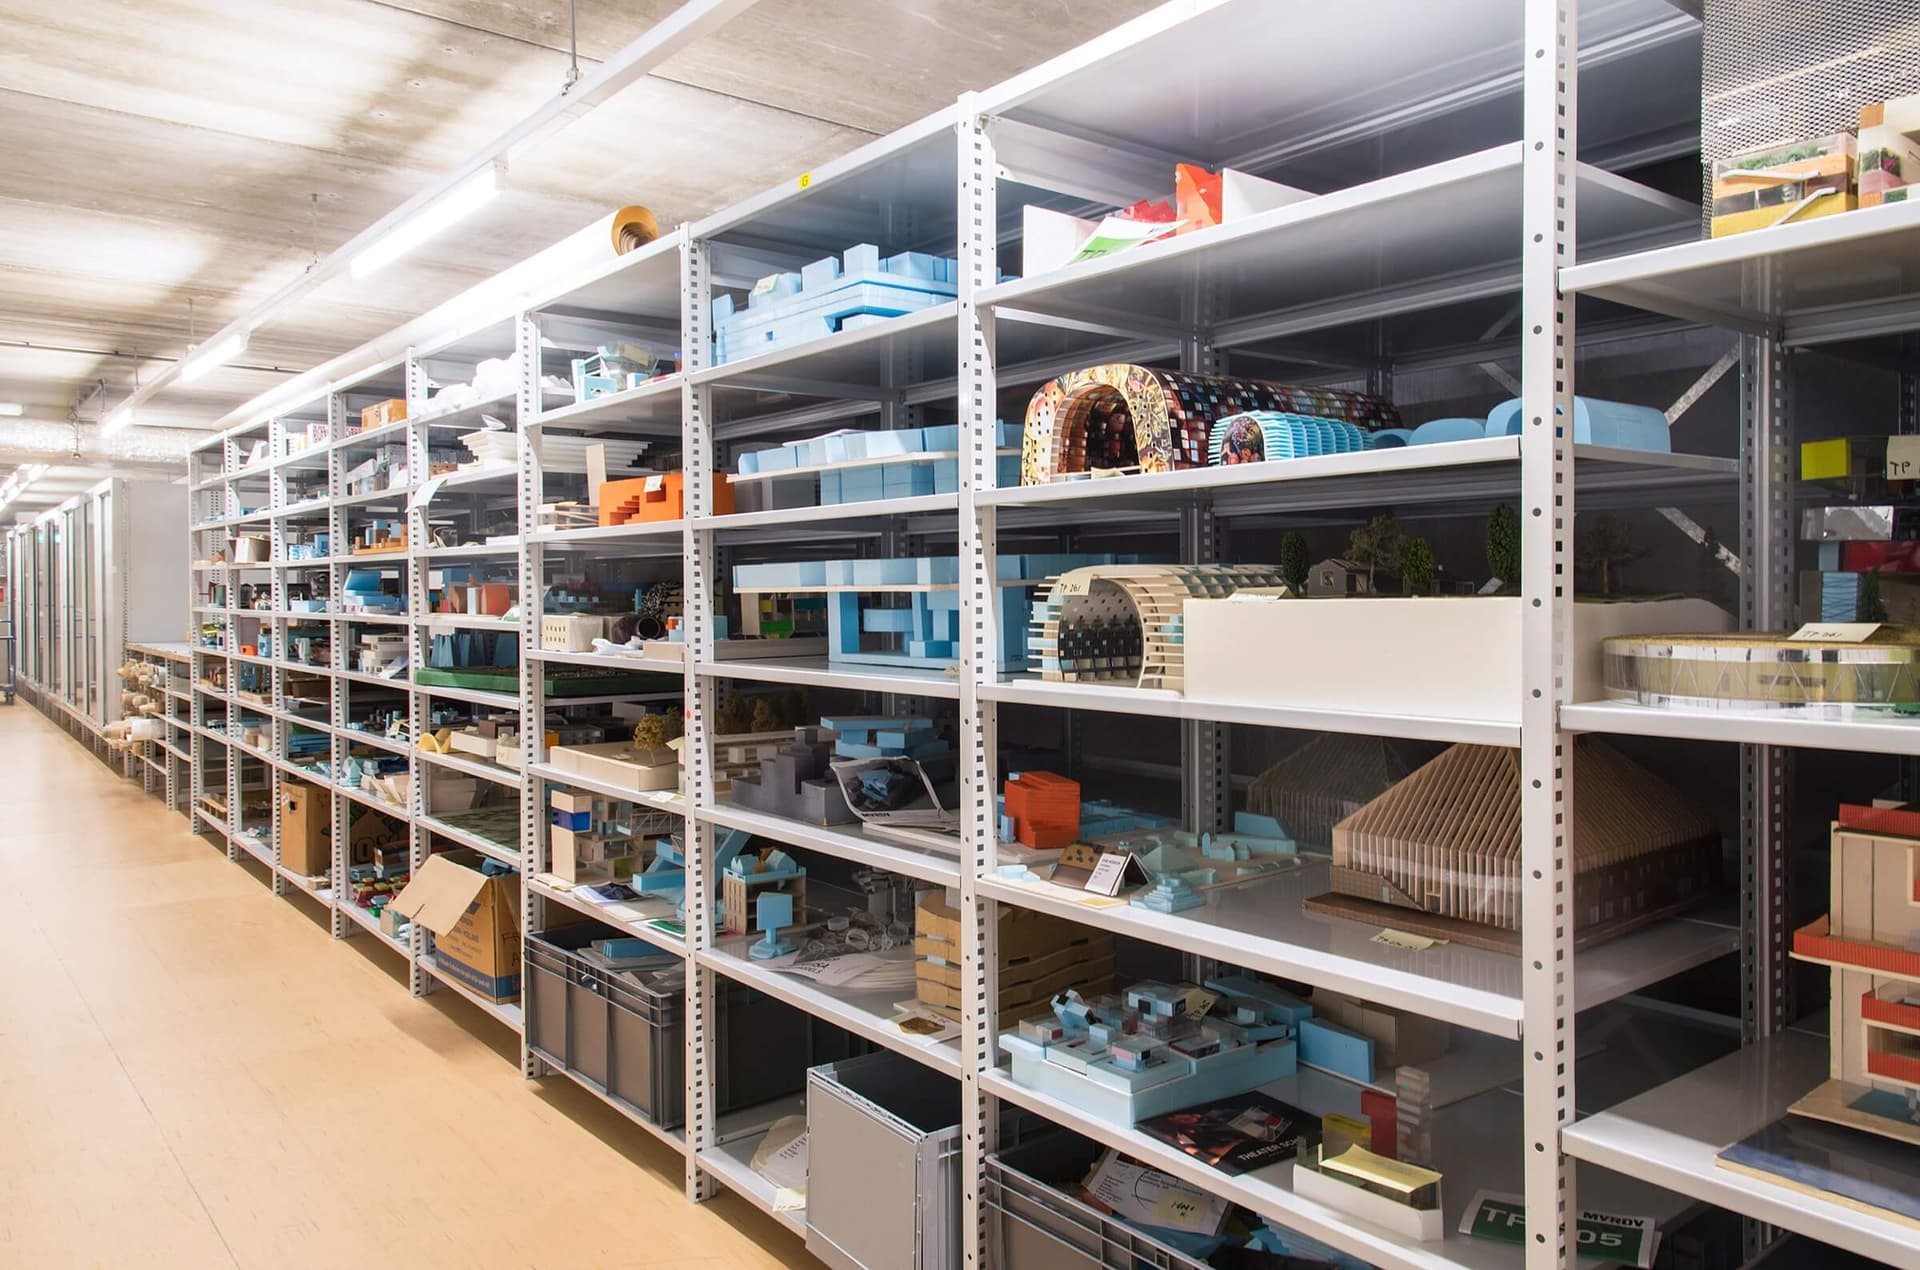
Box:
1020;363;1398;484
1789;810;1920;1139
1246;735;1431;851
1028;564;1290;689
1318;740;1720;950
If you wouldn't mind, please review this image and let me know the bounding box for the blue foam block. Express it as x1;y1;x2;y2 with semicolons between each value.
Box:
1298;1017;1374;1082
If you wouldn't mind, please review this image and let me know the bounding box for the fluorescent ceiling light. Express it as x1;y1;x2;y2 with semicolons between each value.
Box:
351;165;501;280
0;403;23;417
103;405;134;435
180;332;248;383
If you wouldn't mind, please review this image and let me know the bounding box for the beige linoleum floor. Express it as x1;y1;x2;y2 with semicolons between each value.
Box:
0;702;818;1269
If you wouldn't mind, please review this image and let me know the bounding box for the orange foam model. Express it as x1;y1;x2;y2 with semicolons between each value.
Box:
1005;770;1080;849
598;472;734;526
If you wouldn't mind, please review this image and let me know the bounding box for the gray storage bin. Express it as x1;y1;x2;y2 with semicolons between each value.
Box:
987;1132;1205;1270
806;1051;963;1270
527;927;812;1130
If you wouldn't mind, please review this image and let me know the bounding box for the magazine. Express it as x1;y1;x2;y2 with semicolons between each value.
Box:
1136;1092;1319;1176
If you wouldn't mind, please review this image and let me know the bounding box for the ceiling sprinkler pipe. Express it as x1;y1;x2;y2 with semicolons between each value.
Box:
0;419;196;468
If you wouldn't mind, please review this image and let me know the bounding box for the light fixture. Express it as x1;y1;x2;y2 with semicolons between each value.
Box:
351;164;502;280
0;462;49;511
0;403;23;417
180;331;249;383
103;405;134;435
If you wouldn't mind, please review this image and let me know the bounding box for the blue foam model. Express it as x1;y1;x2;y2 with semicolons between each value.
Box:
1409;417;1485;445
1298;1016;1375;1082
711;244;965;364
1484;395;1671;453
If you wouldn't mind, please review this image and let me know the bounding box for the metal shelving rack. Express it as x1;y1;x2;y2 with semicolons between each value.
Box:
138;2;1920;1267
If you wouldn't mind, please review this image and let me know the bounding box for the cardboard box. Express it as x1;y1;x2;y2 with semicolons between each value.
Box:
389;850;521;1002
1711;133;1856;237
361;398;407;430
348;808;404;868
280;780;332;877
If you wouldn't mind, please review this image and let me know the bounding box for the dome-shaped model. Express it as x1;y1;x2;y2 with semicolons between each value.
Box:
1020;364;1397;485
1321;739;1719;948
1209;411;1370;464
1028;564;1291;691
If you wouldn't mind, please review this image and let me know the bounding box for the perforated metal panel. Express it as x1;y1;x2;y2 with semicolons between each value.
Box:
1702;0;1920;203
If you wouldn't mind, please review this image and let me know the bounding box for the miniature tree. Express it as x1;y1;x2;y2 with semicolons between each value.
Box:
1486;504;1521;592
1578;514;1647;596
1278;531;1310;594
1346;513;1408;591
750;697;781;734
714;696;754;736
632;712;674;759
1863;569;1890;623
1402;537;1437;595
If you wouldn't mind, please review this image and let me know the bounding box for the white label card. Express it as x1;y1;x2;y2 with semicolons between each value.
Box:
1083;852;1133;896
1788;622;1881;643
1888;435;1920;481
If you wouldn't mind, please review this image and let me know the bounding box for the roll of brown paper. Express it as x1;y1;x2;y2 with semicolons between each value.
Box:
610;205;660;254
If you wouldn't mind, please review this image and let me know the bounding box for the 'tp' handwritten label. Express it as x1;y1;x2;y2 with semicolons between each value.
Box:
1888;436;1920;481
1789;622;1881;643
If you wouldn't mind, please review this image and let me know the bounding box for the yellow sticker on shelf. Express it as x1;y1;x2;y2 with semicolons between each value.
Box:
797;172;812;190
1372;928;1444;951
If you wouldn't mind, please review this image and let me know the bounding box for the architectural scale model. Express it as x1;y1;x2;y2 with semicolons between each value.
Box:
1027;563;1290;688
1318;740;1720;949
999;977;1307;1125
1246;735;1431;851
1604;626;1920;713
1020;363;1398;484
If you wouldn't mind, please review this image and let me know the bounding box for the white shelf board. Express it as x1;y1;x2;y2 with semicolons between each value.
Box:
695;1132;806;1239
339;897;412;957
528;877;686;957
527;761;687;815
335;781;413;821
697;492;957;531
531;374;684;431
983;678;1519;747
417;747;520;788
1560;197;1920;344
695;655;961;700
1562;699;1920;756
977;866;1736;1038
524;646;686;674
419;952;524;1033
411;680;519;711
977;147;1692;341
417;541;521;560
528;519;686;547
416;614;520;633
699;944;960;1077
274;864;333;905
536;227;684;322
697;803;960;887
1563;1030;1920;1269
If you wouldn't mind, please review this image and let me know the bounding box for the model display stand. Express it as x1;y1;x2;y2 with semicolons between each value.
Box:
733;421;1021;507
733;552;1133;671
721;846;807;935
998;978;1304;1125
1293;1144;1445;1242
916;890;1113;1022
1603;625;1920;713
1020;363;1397;484
1247;735;1431;852
1028;564;1290;689
1183;596;1731;719
711;242;962;363
1313;739;1720;951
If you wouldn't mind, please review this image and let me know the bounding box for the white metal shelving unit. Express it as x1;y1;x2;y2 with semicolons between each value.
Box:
136;2;1920;1267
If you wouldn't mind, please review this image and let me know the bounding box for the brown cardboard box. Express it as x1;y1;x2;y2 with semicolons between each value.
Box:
360;398;407;430
280;780;332;877
389;850;521;1002
348;808;403;867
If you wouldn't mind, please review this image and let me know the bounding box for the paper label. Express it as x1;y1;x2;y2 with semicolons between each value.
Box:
1083;1155;1227;1235
1184;989;1219;1019
1788;621;1881;643
1373;928;1443;951
1460;1190;1659;1268
1083;852;1132;896
1888;435;1920;480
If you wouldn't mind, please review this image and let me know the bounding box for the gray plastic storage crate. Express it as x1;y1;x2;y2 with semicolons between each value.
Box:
805;1050;963;1270
526;927;808;1128
986;1133;1206;1270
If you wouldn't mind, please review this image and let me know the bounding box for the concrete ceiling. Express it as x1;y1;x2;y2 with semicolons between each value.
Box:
0;0;1160;512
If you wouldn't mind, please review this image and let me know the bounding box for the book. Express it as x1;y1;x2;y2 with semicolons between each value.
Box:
1136;1092;1319;1176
